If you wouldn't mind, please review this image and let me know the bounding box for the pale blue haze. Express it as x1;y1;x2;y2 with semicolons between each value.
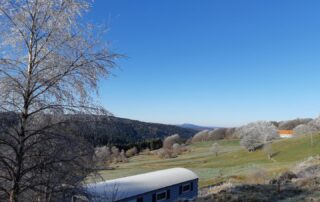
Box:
86;0;320;127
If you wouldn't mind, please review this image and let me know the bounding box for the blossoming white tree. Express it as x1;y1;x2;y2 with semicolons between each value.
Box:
238;121;279;151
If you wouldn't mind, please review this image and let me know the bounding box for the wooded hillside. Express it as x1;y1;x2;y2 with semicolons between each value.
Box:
0;113;196;147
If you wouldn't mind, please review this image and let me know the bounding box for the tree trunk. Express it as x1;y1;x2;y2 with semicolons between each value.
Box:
9;189;18;202
277;182;281;193
9;27;34;201
10;84;30;202
10;131;25;202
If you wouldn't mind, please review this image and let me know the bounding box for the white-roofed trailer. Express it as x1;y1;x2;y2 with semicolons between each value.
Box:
74;168;198;202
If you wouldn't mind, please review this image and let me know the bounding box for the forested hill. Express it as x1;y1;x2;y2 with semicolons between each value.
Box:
179;123;217;131
0;113;197;147
76;116;197;147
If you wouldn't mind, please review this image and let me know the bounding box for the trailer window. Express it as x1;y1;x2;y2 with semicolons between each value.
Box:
137;196;143;202
182;183;191;193
156;191;167;201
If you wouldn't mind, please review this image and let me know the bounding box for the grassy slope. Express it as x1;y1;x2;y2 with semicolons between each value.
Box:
97;135;320;188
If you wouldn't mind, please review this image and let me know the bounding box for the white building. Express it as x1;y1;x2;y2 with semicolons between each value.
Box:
279;130;294;138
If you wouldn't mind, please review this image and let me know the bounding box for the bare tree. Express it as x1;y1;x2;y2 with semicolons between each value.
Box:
163;134;180;150
208;129;226;140
95;146;112;166
0;1;118;201
225;128;236;139
278;118;312;130
210;142;220;156
293;124;318;147
308;116;320;130
263;142;274;160
293;124;317;136
172;143;182;156
156;134;181;158
111;146;120;163
191;130;209;143
119;150;128;163
293;117;320;147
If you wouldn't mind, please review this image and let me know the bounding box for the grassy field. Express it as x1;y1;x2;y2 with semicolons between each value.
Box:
96;135;320;188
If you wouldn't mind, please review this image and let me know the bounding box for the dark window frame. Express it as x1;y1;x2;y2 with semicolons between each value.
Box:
156;190;167;202
182;183;191;193
137;196;144;202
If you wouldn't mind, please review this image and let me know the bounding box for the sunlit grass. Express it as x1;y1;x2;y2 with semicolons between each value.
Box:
96;134;320;188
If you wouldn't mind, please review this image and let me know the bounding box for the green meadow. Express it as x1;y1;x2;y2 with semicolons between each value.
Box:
97;135;320;188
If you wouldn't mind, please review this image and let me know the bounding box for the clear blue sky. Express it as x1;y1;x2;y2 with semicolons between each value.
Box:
87;0;320;127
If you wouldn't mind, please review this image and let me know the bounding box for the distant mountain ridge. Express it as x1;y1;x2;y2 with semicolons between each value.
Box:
179;123;217;131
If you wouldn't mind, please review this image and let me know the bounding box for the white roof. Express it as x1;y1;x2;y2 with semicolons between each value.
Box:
85;168;198;201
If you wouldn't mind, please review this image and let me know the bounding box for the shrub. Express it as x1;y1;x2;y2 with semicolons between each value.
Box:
125;147;138;158
246;169;268;184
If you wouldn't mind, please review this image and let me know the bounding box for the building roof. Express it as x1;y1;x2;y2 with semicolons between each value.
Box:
279;130;294;134
84;168;198;201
